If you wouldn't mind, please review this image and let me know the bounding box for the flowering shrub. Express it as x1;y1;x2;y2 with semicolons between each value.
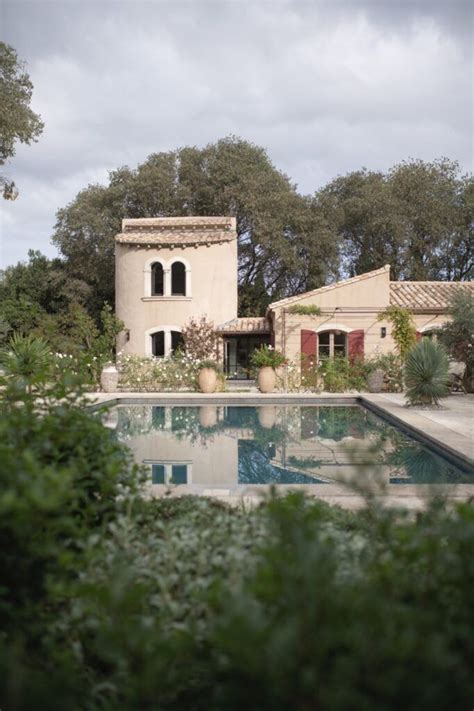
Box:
117;352;202;392
181;316;219;360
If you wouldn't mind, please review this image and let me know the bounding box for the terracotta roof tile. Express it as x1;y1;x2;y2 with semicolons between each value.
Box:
390;281;473;310
116;216;236;246
122;216;234;230
216;317;271;334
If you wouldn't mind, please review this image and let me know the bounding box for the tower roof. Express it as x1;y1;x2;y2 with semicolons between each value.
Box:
115;216;236;246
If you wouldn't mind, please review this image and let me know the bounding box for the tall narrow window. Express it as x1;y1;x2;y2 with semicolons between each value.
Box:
171;330;184;354
151;263;164;296
171;261;186;296
152;331;165;357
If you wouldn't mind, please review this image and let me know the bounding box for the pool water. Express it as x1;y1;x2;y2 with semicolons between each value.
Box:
110;404;472;490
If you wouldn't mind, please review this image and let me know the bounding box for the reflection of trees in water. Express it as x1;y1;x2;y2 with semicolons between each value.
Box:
115;405;469;484
238;441;328;485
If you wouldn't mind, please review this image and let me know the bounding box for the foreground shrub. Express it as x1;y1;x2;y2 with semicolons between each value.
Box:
405;339;450;406
2;492;473;710
0;350;137;655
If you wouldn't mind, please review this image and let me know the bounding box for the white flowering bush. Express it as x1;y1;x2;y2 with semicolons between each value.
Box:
117;352;205;392
275;360;302;392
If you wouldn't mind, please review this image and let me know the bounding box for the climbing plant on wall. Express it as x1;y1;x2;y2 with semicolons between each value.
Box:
378;306;416;359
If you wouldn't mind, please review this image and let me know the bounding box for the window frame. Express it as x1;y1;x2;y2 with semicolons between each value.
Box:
318;330;348;359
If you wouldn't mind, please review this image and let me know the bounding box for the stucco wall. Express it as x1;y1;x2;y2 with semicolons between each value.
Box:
116;238;238;356
270;269;449;364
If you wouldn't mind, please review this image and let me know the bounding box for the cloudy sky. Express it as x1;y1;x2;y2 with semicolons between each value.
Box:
1;0;472;268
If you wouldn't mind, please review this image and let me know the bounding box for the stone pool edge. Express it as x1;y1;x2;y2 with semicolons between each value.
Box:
86;391;474;471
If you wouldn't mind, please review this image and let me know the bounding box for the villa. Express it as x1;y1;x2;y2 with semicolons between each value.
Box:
115;216;473;377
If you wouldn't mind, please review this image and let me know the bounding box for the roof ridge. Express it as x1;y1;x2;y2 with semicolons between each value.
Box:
391;280;466;285
269;265;391;309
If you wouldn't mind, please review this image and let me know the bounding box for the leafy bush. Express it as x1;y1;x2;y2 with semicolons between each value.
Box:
3;494;473;709
287;304;322;316
250;345;287;369
0;346;137;656
198;359;222;372
367;352;404;392
181;316;219;360
302;356;368;392
405;338;450;405
439;291;474;392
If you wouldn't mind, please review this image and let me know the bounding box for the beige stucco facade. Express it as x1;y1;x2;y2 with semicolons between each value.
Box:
115;217;238;357
268;265;470;366
115;216;472;371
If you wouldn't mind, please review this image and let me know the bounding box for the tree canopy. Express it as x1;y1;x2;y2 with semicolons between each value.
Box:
0;42;44;199
318;158;473;281
52;137;338;316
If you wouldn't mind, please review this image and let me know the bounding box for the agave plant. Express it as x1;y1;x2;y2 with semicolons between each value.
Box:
0;333;52;393
404;338;450;406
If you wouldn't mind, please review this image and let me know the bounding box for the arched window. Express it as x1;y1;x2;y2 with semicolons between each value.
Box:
152;331;165;357
151;262;164;296
318;331;347;359
171;261;186;296
149;329;184;357
171;330;185;354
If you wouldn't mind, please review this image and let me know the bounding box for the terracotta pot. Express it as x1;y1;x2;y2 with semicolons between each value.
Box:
367;368;385;393
100;364;119;393
199;405;217;428
258;405;277;428
198;367;218;394
257;366;276;393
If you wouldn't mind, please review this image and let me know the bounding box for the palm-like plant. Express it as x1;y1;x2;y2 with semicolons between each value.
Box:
0;333;52;393
404;338;449;406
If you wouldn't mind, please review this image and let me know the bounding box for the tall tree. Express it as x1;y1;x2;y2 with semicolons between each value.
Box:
0;250;90;343
389;158;473;281
0;42;44;199
53;137;337;316
317;159;473;281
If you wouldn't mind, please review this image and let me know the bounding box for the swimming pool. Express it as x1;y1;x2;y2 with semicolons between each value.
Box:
109;404;473;492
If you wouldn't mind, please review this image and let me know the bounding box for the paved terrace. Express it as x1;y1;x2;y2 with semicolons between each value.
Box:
87;391;474;510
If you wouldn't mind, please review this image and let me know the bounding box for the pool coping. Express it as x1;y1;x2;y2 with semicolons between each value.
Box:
87;391;474;471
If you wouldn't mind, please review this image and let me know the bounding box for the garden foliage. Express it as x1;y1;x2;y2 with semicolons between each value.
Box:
1;338;473;709
405;338;450;406
181;316;219;360
439;291;474;392
378;305;417;359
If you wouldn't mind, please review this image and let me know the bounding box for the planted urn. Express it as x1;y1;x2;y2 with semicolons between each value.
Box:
250;345;287;394
197;360;220;393
100;363;119;393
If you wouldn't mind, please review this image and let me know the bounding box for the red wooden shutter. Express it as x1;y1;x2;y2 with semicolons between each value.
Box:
348;329;364;360
301;329;317;368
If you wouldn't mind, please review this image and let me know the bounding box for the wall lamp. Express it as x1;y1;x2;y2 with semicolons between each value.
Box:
380;327;387;338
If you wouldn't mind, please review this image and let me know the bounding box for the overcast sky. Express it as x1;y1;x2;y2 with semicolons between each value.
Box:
1;0;472;268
